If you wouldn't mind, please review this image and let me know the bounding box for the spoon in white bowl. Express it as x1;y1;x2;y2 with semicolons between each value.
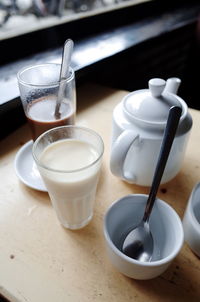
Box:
122;106;182;262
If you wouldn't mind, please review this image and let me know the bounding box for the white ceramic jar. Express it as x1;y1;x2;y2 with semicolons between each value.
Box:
182;182;200;257
110;78;193;186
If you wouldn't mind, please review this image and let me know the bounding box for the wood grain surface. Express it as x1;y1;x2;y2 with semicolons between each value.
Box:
0;84;199;302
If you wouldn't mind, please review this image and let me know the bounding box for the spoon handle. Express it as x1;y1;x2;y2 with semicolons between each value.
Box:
143;106;182;222
59;39;74;80
55;39;74;119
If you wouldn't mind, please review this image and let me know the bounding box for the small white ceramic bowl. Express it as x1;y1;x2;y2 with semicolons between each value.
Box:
182;182;200;257
104;194;184;280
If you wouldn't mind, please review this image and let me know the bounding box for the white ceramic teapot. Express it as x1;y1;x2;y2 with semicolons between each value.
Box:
110;78;193;186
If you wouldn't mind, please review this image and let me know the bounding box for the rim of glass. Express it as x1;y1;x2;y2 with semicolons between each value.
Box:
17;63;74;87
32;125;104;173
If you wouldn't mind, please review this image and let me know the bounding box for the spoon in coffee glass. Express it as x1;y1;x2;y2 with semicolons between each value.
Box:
55;38;74;119
122;106;182;262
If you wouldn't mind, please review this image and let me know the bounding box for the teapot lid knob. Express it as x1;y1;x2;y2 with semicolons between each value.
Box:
149;78;166;97
164;77;181;95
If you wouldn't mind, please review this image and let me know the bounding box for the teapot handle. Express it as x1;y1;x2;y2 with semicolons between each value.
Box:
110;130;139;182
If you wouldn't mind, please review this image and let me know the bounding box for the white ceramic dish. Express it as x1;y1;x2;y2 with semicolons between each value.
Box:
104;194;184;280
14;140;47;192
183;182;200;257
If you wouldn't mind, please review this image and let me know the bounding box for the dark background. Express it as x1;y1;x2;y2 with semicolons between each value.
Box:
0;0;200;140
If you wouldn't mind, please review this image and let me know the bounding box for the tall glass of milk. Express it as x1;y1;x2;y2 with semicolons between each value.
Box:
33;125;104;230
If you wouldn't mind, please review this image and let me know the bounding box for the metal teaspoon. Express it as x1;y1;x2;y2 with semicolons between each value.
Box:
122;106;182;262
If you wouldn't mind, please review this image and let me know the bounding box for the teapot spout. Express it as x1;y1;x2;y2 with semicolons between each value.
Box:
164;77;181;95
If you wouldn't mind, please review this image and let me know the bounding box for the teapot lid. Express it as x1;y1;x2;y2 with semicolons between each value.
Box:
124;78;181;124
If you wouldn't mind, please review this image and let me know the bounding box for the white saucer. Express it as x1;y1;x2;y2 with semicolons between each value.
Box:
14;140;47;192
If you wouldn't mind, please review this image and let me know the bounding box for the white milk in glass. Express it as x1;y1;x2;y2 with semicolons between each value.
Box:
39;139;101;229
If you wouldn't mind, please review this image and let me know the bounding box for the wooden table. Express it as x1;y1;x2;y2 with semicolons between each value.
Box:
0;84;200;302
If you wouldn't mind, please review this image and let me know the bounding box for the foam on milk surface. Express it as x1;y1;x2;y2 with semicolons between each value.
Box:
38;138;101;229
40;139;98;171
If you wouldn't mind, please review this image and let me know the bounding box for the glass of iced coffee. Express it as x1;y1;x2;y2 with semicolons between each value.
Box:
17;63;76;141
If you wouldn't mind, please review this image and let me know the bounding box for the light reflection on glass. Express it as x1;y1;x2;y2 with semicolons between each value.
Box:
73;36;127;66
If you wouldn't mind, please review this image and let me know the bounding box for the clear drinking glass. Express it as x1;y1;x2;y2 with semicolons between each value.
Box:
32;125;104;230
17;63;76;141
